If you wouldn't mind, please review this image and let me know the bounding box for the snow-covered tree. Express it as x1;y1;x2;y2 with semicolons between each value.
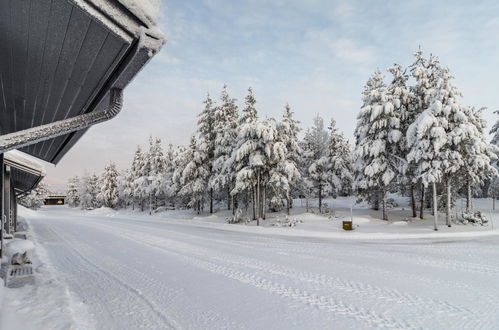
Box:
327;119;353;197
232;117;286;224
133;138;153;211
79;173;100;210
277;104;301;213
301;115;329;211
19;182;50;210
179;136;210;213
66;176;80;207
388;63;416;216
148;137;166;209
210;85;239;210
117;169;130;208
407;58;467;229
354;69;402;220
457;106;498;212
230;87;259;218
160;143;179;206
127;145;144;210
197;94;217;213
98;162;120;208
170;145;189;207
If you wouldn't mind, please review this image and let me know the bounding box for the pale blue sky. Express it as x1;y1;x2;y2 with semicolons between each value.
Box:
45;0;499;190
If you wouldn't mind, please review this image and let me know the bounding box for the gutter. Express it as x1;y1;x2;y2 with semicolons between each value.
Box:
0;88;123;154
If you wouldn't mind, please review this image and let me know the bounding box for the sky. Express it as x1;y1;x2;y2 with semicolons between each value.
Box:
43;0;499;191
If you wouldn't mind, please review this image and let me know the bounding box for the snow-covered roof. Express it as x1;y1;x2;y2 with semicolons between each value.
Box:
5;151;46;177
4;150;46;194
0;0;165;164
118;0;161;27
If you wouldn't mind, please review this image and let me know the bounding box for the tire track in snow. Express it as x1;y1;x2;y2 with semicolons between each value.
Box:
44;223;180;330
81;221;437;329
89;218;481;321
46;220;246;330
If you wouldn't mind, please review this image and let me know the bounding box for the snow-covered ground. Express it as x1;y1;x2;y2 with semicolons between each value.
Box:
6;201;499;329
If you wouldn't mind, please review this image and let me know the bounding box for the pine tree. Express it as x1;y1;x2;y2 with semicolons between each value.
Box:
327;119;353;197
128;145;144;210
211;85;239;211
277;104;301;214
354;69;402;220
171;145;190;208
230;87;259;219
161;143;179;207
149;137;166;210
66;176;80;207
98;162;120;208
19;182;50;210
407;59;466;229
79;173;100;210
301;115;329;212
134;137;153;211
458;106;498;212
197;94;217;213
388;63;416;216
232;117;285;224
179;136;210;214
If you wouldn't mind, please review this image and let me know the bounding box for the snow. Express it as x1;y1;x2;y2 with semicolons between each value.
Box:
6;200;499;329
4;150;45;176
118;0;160;26
4;239;35;259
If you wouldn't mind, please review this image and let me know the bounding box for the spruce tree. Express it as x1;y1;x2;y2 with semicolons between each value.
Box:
197;94;217;213
354;69;402;220
99;162;120;208
66;176;80;207
211;85;239;210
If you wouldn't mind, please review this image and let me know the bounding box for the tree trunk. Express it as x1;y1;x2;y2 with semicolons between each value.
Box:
256;171;261;225
252;188;256;221
411;184;416;218
286;191;290;215
263;186;266;220
373;193;380;211
466;180;472;213
228;187;231;210
493;196;496;211
382;190;388;220
419;183;425;219
209;188;213;214
446;178;451;227
433;182;438;231
318;181;322;213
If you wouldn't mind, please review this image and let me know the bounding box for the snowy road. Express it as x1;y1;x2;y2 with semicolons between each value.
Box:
28;207;499;329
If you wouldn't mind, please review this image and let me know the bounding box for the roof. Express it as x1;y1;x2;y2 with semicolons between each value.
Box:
4;151;46;195
0;0;164;164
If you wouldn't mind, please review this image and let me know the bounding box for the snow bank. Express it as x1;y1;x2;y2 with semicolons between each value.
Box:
17;205;39;218
4;239;35;259
88;206;118;217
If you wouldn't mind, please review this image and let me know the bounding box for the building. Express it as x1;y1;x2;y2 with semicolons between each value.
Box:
45;195;67;206
0;0;164;258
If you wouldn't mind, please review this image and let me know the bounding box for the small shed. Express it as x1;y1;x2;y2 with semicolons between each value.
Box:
45;195;66;206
